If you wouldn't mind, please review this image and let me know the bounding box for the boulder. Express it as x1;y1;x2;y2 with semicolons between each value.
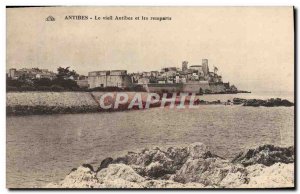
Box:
219;170;248;188
239;163;294;188
280;99;294;107
171;157;247;187
96;157;113;172
187;142;208;159
233;98;247;105
97;164;146;183
48;165;101;188
243;99;265;107
111;147;185;178
232;145;294;167
46;143;294;189
109;143;222;179
232;98;294;107
96;163;206;188
242;98;294;107
165;146;189;168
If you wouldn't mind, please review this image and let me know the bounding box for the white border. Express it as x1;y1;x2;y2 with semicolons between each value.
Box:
1;0;298;193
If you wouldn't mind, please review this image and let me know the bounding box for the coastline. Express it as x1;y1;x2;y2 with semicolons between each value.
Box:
46;142;294;189
6;104;294;188
6;91;294;116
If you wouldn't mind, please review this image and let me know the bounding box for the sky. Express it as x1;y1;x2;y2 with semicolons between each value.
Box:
6;7;294;92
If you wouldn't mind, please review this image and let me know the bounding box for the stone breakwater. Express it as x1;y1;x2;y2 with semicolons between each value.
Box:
6;92;294;116
6;92;98;115
47;143;294;189
6;92;151;116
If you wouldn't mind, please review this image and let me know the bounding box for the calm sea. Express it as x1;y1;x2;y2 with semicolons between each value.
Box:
6;92;294;188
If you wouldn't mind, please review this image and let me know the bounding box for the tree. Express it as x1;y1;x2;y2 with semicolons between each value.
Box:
56;67;78;80
52;78;79;90
53;67;80;90
33;78;52;87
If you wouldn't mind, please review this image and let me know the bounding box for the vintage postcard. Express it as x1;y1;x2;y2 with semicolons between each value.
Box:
6;6;294;189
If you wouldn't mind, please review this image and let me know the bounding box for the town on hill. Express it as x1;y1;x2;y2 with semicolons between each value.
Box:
7;59;242;94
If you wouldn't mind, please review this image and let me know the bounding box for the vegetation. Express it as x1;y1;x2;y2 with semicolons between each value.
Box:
7;67;80;92
7;67;147;92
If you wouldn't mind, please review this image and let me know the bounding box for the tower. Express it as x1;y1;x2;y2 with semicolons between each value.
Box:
202;59;209;76
9;68;16;78
182;61;188;71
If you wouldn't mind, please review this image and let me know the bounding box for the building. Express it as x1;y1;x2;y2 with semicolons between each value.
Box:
75;76;89;88
88;70;132;89
137;77;150;84
150;71;159;77
230;85;238;92
140;59;237;93
35;72;57;80
189;65;205;78
75;80;89;88
8;68;17;79
8;68;56;80
161;67;177;78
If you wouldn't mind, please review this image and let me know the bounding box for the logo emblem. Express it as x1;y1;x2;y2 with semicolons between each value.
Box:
46;16;55;21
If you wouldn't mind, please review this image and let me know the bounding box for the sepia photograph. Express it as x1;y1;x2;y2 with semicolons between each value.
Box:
6;6;295;189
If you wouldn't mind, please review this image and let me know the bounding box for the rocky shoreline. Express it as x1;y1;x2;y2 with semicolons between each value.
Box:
233;98;294;107
47;143;294;189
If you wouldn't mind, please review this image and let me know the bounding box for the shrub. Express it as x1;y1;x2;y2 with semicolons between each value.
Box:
52;78;79;90
6;86;18;92
37;86;51;91
50;85;65;91
7;79;23;89
20;85;35;91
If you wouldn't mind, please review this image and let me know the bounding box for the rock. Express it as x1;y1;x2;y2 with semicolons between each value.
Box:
242;98;294;107
233;98;247;105
47;165;101;188
187;142;220;159
144;161;171;179
165;146;189;167
232;98;294;107
47;163;207;188
97;178;142;188
97;164;146;183
113;149;155;166
280;99;294;107
239;163;294;188
232;145;294;166
46;143;294;188
97;163;206;188
171;157;248;187
96;157;113;172
82;163;94;171
112;147;182;178
142;180;205;188
110;143;222;179
219;170;248;188
264;98;294;107
187;142;208;159
243;99;265;107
